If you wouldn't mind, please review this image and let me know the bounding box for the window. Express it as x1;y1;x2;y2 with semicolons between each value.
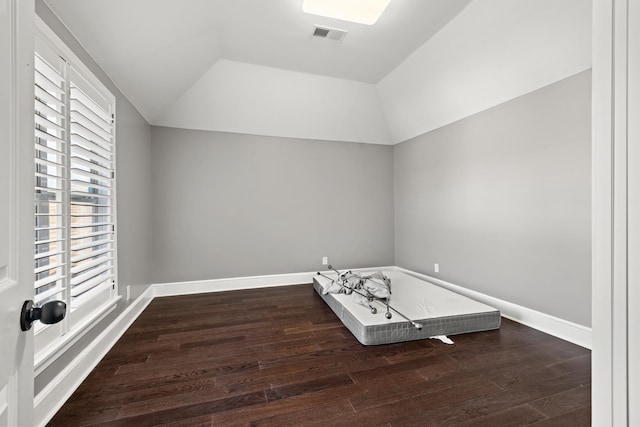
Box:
33;21;118;364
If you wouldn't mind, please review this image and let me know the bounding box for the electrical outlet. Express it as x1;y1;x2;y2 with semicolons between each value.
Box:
126;285;131;301
434;263;439;273
322;256;328;265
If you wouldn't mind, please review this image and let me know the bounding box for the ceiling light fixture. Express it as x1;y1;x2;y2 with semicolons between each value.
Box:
302;0;391;25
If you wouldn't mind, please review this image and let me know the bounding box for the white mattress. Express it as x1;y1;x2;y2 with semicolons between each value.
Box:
313;270;501;345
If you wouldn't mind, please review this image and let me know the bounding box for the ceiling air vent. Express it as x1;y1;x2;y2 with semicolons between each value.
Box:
312;25;347;42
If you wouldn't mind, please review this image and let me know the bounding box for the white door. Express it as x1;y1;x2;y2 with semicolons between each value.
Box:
0;0;35;425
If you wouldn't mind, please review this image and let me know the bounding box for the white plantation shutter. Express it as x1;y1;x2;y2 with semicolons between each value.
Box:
34;22;118;360
68;69;115;309
34;49;67;309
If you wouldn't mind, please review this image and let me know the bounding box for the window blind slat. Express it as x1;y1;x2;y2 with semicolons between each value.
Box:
35;249;65;261
69;229;112;241
70;100;112;133
71;168;112;186
35;113;65;134
35;70;64;97
70;257;113;278
35;149;64;167
71;204;111;215
70;263;112;286
70;236;110;252
35;142;64;161
35;191;62;202
34;225;65;233
35;171;65;183
71;180;111;194
35;177;63;192
34;272;66;290
35;99;65;122
35;236;65;246
71;110;112;142
69;212;111;219
71;134;112;160
71;274;113;298
35;128;66;148
70;282;111;309
34;53;64;86
70;122;111;149
69;189;113;202
35;286;66;304
70;159;112;178
70;142;111;165
70;84;111;122
35;259;65;275
35;86;65;110
70;247;113;264
69;220;112;229
71;199;110;209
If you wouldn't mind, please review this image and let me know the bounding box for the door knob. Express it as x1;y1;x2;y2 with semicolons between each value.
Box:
20;300;66;331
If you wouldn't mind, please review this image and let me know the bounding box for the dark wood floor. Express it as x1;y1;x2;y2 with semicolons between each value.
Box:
49;283;591;426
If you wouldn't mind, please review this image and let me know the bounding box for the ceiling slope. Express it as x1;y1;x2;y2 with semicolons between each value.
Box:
155;59;392;144
42;0;471;127
378;0;592;143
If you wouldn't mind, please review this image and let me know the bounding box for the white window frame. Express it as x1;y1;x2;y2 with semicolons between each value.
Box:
33;18;120;375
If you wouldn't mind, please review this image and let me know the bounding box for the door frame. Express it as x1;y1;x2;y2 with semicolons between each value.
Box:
592;0;639;425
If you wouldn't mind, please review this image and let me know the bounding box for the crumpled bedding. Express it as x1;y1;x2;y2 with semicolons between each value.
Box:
322;271;391;309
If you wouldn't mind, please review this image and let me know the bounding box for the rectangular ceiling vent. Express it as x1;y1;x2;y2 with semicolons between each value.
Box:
312;25;347;42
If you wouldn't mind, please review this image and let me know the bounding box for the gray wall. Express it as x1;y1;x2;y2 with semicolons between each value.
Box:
393;70;592;326
150;127;395;283
35;1;153;395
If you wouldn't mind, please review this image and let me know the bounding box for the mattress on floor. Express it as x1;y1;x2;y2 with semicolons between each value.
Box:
313;270;501;345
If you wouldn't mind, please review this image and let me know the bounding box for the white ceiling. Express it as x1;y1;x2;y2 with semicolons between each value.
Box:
42;0;472;124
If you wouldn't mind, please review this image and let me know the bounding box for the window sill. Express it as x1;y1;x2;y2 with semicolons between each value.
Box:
34;295;122;376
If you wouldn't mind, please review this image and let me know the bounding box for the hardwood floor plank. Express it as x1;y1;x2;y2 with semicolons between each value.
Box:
66;377;219;409
531;405;591;426
334;377;503;426
209;383;362;426
388;368;591;426
453;404;548;426
248;398;355;427
84;391;267;427
178;334;246;350
48;284;591;426
159;415;213;427
265;373;354;402
529;384;592;418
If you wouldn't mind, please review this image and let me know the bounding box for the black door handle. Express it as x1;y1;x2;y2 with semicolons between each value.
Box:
20;300;66;331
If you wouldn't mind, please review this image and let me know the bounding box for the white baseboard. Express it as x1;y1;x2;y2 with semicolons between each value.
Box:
151;266;396;298
151;271;316;297
394;267;592;349
33;287;155;427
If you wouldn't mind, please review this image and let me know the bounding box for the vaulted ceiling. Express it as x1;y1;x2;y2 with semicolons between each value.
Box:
43;0;472;124
41;0;592;145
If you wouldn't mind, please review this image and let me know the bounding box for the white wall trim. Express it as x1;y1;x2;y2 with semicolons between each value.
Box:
394;267;592;349
33;287;154;427
151;271;316;297
35;264;590;426
150;267;396;298
34;296;121;377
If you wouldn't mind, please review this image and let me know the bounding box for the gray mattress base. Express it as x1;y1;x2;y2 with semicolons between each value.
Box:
313;278;501;345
